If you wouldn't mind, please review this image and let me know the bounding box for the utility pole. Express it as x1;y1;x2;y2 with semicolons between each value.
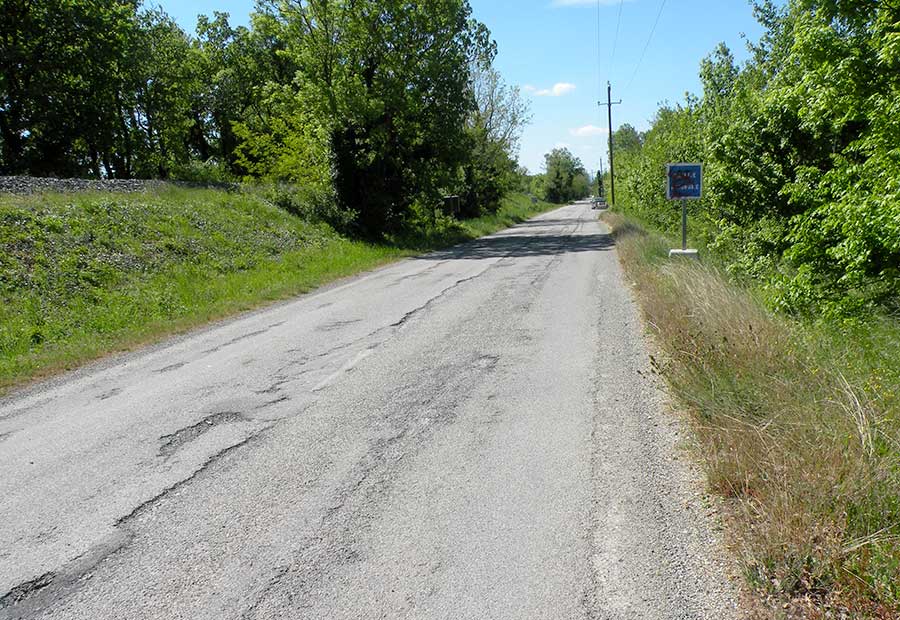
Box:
598;158;604;198
599;82;622;207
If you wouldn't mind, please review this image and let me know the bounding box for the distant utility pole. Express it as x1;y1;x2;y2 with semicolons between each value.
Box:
599;82;622;207
598;159;604;196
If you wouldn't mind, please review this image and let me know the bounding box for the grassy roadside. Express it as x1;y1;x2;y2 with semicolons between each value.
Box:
601;212;900;619
0;187;559;395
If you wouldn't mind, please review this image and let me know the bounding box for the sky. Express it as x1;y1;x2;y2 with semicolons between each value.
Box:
152;0;769;176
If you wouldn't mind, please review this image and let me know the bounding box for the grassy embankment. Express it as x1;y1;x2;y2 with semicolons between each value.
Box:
602;212;900;619
0;187;557;394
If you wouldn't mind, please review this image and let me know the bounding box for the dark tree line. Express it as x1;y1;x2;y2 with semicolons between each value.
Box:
0;0;530;236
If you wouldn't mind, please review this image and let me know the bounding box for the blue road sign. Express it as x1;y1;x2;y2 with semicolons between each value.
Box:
666;163;702;200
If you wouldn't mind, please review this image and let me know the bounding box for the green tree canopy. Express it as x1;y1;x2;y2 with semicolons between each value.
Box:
612;0;900;318
0;0;530;238
542;148;589;204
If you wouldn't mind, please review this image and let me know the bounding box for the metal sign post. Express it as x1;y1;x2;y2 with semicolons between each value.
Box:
666;163;702;258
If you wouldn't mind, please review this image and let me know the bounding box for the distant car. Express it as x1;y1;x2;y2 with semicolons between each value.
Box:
591;196;607;210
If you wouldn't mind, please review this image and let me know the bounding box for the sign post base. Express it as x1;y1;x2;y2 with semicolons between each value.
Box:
668;249;699;259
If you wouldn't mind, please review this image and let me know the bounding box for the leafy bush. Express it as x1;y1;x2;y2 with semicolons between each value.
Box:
169;159;234;184
612;2;900;319
258;184;355;233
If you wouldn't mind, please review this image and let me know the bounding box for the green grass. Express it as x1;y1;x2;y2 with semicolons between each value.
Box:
388;191;559;250
602;212;900;619
459;192;557;238
0;187;559;394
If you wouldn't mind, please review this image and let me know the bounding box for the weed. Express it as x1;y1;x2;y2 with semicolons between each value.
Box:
602;212;900;618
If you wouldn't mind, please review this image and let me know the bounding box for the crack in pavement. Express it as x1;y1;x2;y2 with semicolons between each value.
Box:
316;319;363;332
119;427;273;527
157;411;248;457
386;260;448;286
0;573;53;610
0;427;274;619
241;351;504;617
0;531;130;620
96;387;122;401
253;271;495;401
287;271;498;399
388;271;487;330
0;397;53;423
201;324;280;355
252;363;320;396
255;395;290;409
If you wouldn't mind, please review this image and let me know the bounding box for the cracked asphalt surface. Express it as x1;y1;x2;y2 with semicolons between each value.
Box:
0;202;738;619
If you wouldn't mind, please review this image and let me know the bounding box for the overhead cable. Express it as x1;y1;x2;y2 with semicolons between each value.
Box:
608;0;625;79
625;0;667;92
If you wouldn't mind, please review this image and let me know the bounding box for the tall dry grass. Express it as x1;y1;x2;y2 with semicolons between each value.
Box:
603;212;900;618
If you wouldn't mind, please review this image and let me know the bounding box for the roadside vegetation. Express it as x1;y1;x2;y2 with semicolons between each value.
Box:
0;0;600;395
0;0;589;390
527;148;592;205
603;2;900;616
0;187;557;394
0;0;538;240
604;213;899;618
609;0;899;321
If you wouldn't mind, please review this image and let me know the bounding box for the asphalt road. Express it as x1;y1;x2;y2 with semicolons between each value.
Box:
0;202;737;619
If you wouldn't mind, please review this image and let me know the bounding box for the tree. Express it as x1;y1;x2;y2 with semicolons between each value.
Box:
267;0;493;236
612;124;642;153
228;7;327;187
194;10;293;176
0;0;138;176
459;64;530;218
611;0;900;317
542;148;588;203
124;9;204;178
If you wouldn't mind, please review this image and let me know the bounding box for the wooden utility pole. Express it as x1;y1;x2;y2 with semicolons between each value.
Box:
598;158;604;198
600;82;622;207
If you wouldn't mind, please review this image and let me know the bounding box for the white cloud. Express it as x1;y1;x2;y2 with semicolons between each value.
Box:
532;82;576;97
569;124;607;137
523;84;537;93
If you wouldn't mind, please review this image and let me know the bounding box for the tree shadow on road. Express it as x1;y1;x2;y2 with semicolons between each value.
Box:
416;229;616;261
497;218;579;228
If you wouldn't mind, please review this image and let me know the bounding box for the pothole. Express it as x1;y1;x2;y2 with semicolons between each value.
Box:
158;412;245;457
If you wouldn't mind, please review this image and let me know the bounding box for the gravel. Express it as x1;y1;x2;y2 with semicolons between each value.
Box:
0;176;237;195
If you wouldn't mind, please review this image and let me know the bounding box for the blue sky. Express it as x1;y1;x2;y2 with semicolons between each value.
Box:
152;0;768;175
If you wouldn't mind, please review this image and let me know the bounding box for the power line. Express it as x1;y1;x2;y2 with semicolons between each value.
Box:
625;0;667;92
597;0;612;182
597;0;603;103
608;0;624;78
597;0;607;179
